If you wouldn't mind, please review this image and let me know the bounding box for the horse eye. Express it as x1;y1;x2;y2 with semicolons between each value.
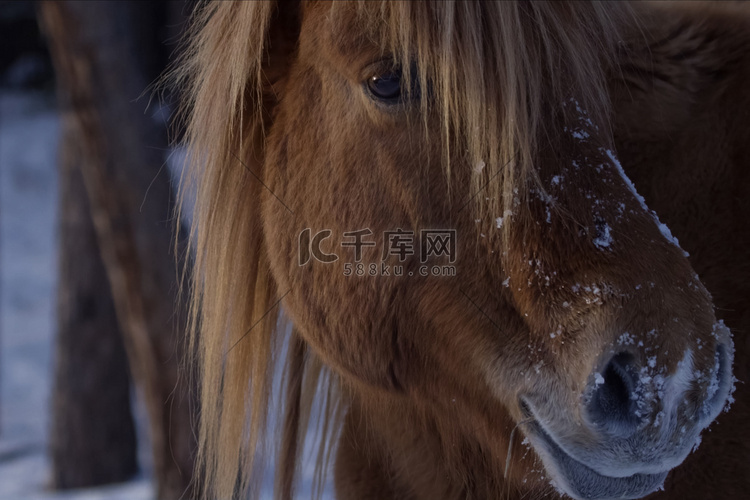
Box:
367;70;402;101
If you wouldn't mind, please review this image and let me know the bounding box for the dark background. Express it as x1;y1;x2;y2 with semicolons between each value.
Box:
0;2;196;499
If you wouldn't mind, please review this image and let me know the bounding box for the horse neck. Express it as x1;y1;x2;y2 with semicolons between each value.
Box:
336;390;547;500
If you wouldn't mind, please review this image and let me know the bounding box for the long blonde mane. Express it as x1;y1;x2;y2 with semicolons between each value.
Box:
173;2;635;498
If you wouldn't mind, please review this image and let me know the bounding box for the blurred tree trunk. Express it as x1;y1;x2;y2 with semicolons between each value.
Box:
39;2;196;499
51;121;137;488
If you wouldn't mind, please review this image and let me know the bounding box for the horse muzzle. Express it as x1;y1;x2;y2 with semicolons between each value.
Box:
519;322;735;500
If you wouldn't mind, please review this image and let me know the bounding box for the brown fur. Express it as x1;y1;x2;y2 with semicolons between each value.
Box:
174;2;750;499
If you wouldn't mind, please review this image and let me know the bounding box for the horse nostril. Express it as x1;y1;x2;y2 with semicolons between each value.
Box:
587;352;640;437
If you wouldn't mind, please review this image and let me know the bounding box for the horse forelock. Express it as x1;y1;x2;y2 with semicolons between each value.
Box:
348;1;635;226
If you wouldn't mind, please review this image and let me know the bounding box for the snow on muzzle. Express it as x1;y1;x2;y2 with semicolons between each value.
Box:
519;321;735;500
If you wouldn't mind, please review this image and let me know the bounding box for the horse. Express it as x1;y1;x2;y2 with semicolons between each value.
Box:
173;1;749;499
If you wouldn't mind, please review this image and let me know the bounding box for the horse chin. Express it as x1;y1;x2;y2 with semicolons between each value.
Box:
523;420;669;500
